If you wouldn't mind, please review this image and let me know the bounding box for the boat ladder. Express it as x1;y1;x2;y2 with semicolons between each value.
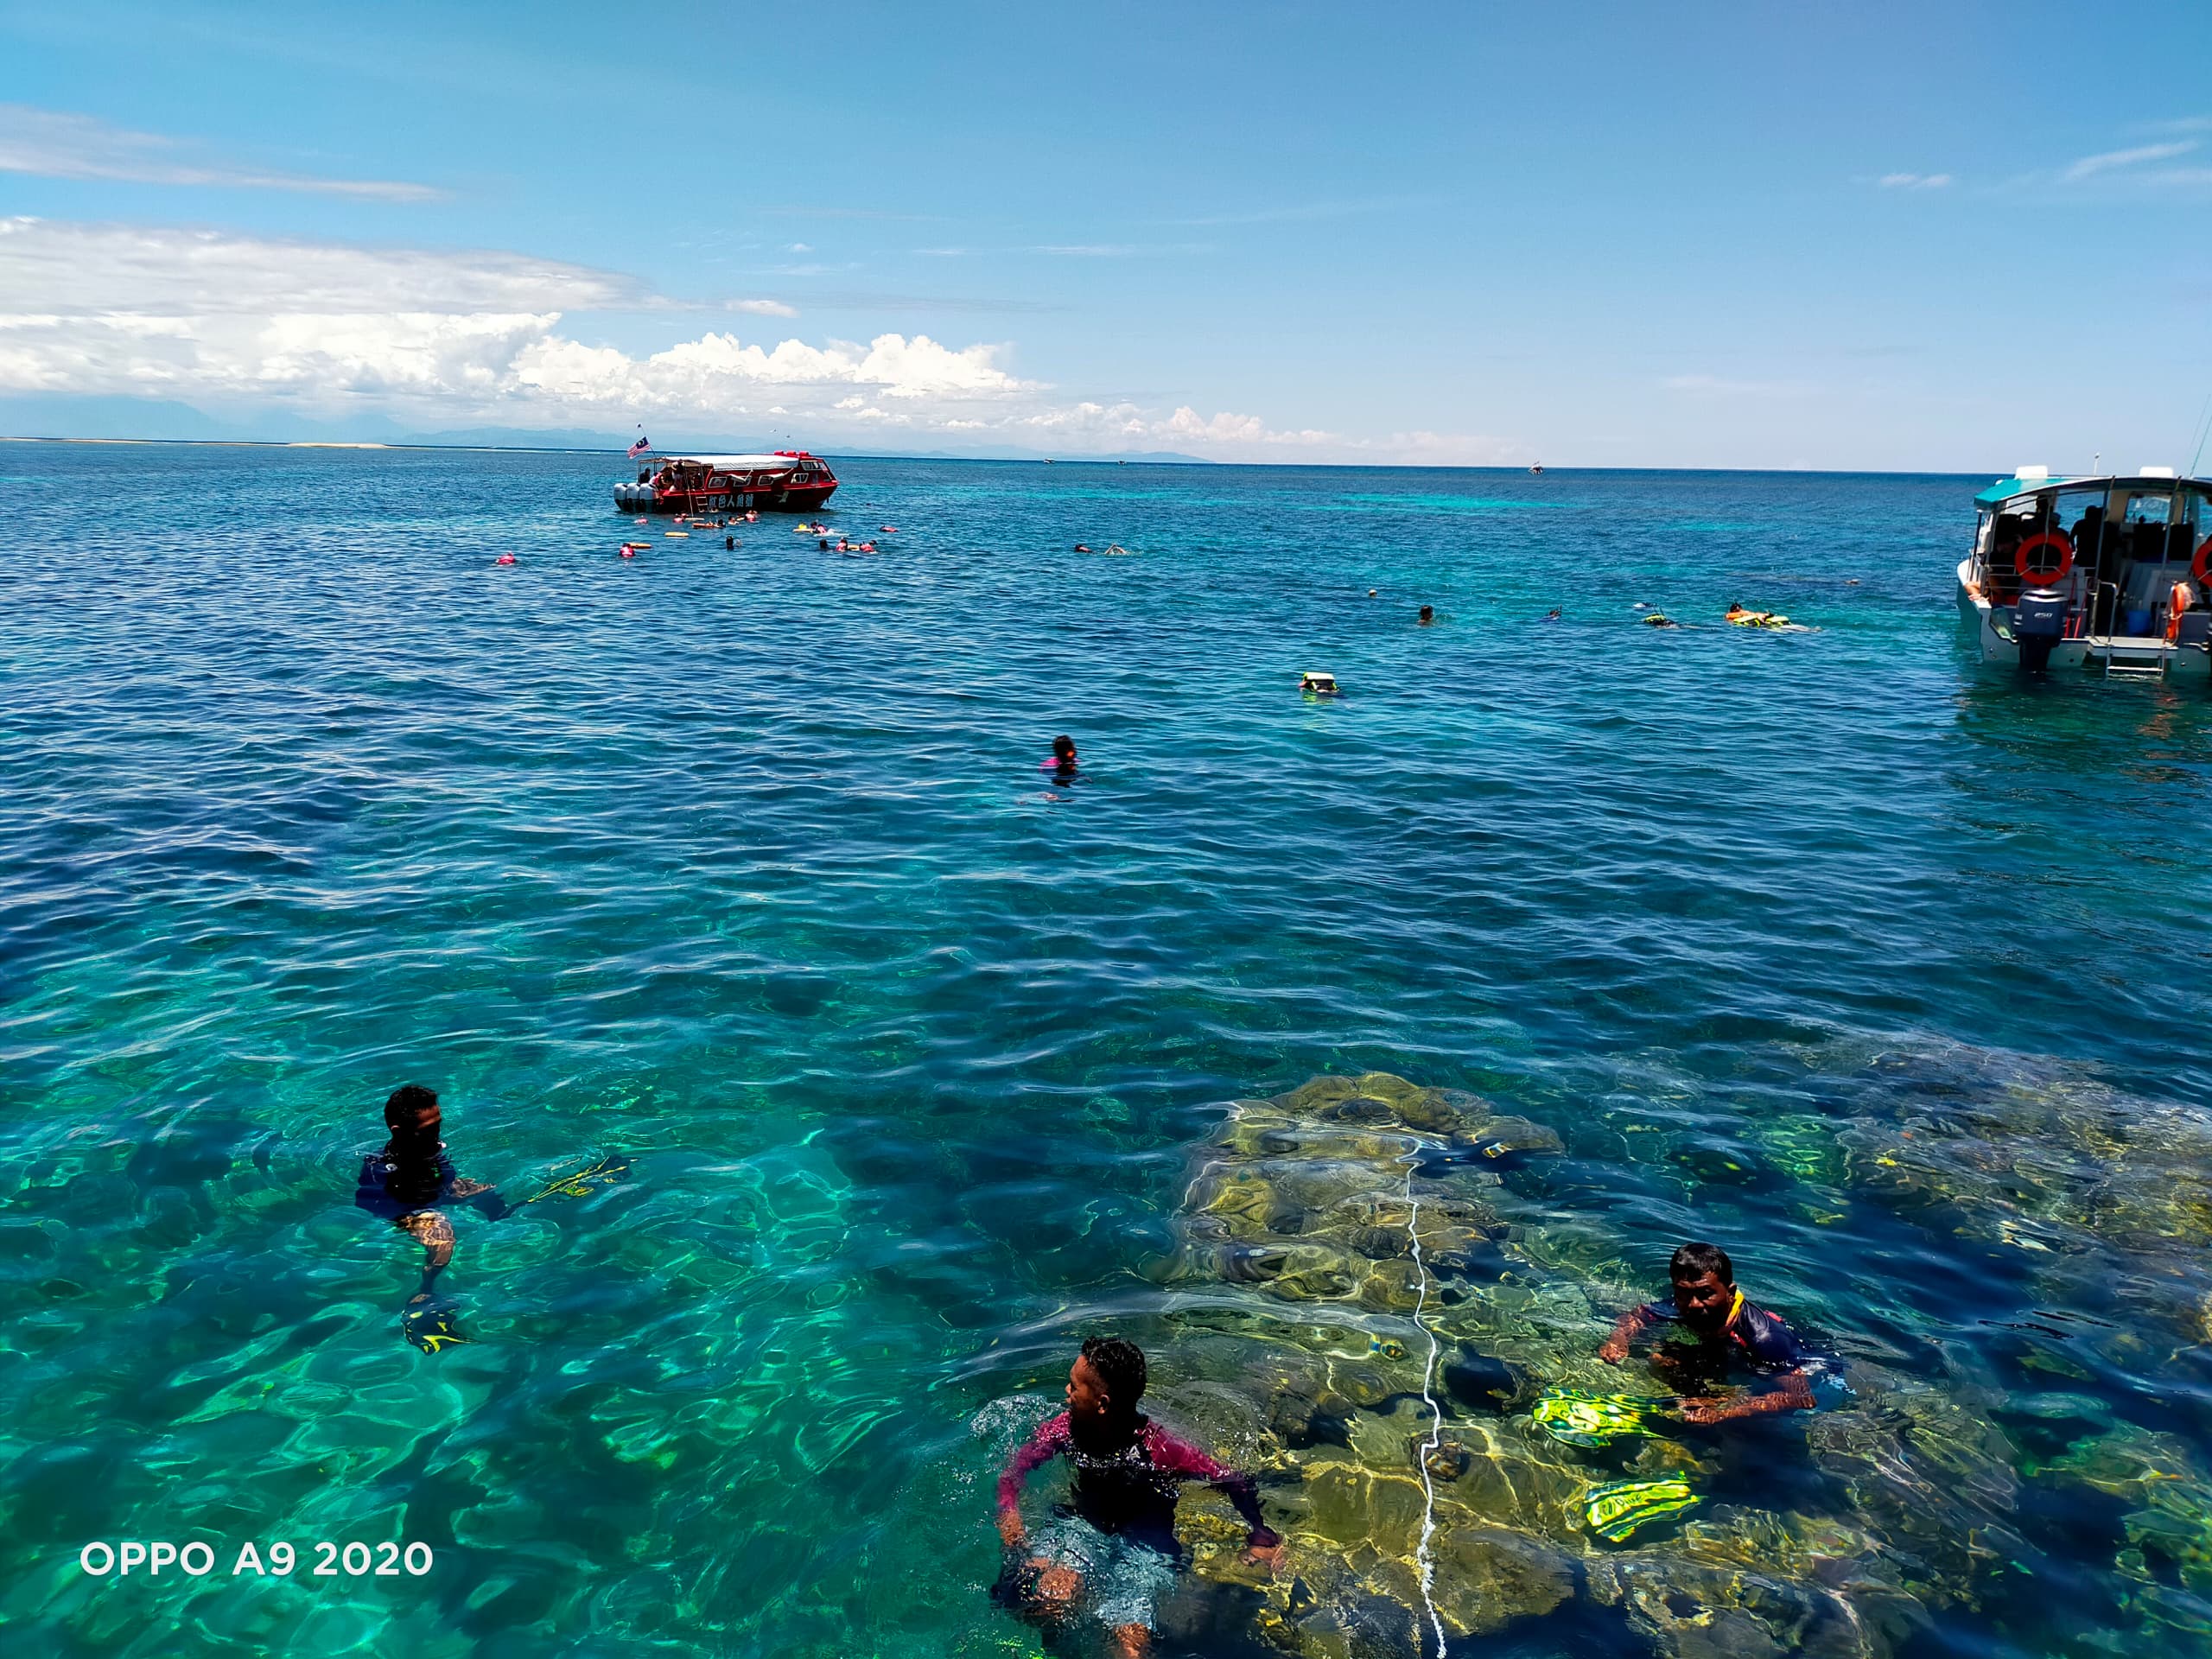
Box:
2085;635;2171;680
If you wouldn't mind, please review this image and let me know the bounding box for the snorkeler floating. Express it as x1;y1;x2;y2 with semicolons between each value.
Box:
1599;1241;1815;1422
997;1338;1280;1659
355;1084;508;1352
356;1084;631;1353
1042;734;1079;779
1725;602;1814;632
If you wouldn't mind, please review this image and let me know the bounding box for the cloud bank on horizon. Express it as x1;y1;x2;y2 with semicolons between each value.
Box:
0;214;1446;461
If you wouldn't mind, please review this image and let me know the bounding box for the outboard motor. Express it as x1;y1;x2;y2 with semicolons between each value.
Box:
2012;588;2068;674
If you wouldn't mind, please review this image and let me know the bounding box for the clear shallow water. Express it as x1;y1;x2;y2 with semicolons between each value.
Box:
3;446;2210;1657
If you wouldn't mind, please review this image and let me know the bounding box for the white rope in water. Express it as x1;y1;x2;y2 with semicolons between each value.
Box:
1400;1142;1450;1657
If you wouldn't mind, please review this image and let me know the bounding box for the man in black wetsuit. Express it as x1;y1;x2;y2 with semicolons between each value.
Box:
355;1084;508;1351
1599;1241;1814;1422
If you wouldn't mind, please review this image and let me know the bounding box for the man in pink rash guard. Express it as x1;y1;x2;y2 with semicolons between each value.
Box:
997;1336;1280;1657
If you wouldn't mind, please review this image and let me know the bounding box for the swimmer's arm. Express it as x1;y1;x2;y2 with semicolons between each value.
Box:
1599;1305;1658;1363
995;1414;1071;1547
1147;1429;1281;1552
450;1177;511;1220
1680;1368;1815;1424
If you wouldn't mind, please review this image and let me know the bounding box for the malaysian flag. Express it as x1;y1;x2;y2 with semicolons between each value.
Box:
627;433;652;459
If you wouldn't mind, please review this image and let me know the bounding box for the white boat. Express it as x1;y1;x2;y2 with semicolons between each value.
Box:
1957;466;2212;679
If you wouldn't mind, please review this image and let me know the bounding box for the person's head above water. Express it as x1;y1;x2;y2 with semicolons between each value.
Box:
1669;1241;1738;1337
1069;1335;1146;1429
1418;605;1434;623
385;1083;441;1152
1051;734;1077;766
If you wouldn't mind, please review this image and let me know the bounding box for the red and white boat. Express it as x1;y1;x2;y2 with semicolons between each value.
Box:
613;451;837;514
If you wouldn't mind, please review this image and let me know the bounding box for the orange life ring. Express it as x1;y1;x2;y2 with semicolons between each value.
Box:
2015;531;2074;588
2194;537;2212;585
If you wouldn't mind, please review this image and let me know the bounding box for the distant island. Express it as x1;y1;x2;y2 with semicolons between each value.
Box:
0;396;1212;466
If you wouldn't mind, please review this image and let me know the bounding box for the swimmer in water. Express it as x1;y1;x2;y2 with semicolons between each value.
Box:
1418;604;1435;625
1599;1242;1814;1422
1073;543;1093;554
1042;734;1078;778
997;1338;1279;1657
1541;607;1561;621
355;1084;509;1352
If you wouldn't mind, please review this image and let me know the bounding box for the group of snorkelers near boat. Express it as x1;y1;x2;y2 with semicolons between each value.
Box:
364;1098;1815;1651
1637;601;1818;631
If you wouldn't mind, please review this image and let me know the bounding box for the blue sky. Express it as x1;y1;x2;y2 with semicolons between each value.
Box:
3;0;2209;467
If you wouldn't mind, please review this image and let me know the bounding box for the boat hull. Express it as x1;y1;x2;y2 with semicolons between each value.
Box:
1956;559;2209;678
615;479;836;514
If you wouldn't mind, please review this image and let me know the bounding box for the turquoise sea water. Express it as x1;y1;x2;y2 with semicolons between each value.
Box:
4;445;2212;1658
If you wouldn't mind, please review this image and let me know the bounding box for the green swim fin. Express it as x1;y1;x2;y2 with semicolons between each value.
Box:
1582;1478;1699;1542
519;1153;632;1206
1531;1386;1676;1448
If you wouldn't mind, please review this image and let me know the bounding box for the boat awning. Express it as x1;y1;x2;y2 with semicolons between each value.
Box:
1977;476;2063;507
663;454;804;470
1976;473;2212;508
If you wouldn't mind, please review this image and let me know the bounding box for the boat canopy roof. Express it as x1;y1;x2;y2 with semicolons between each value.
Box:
1976;471;2210;508
660;454;813;470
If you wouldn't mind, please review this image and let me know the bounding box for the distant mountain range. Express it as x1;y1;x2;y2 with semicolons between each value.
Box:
404;427;1214;465
0;397;1211;465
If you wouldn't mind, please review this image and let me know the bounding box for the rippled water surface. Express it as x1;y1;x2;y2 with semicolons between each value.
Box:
5;446;2212;1658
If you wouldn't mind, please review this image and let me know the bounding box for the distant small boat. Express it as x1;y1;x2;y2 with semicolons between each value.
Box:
1958;465;2211;678
1529;463;1545;475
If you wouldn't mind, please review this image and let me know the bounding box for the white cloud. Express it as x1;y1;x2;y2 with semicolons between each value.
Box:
0;217;632;315
728;298;799;317
0;104;439;200
786;242;813;253
2063;140;2196;181
0;218;1026;415
1878;172;1953;189
0;215;1489;463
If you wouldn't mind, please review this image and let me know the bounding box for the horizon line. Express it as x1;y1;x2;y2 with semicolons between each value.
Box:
0;434;2024;478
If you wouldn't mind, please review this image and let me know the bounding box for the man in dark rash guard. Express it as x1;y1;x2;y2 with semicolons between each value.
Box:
1599;1241;1815;1422
355;1084;508;1351
997;1337;1281;1657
